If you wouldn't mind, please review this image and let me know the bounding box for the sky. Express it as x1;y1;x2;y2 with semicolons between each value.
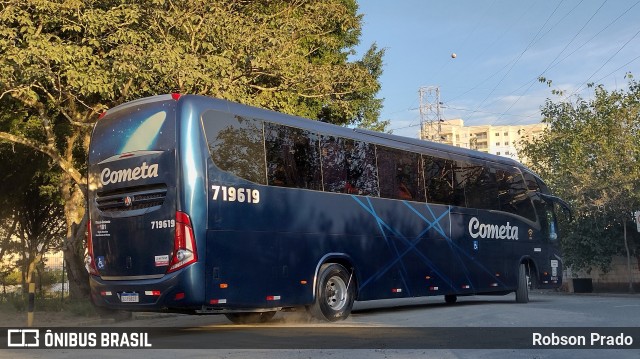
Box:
354;0;640;138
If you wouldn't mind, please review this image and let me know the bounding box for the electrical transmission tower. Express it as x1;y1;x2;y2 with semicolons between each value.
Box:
418;86;443;141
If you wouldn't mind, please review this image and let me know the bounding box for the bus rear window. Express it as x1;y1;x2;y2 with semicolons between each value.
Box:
90;100;176;163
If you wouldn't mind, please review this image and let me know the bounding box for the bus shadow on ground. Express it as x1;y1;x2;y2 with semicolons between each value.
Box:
350;293;554;316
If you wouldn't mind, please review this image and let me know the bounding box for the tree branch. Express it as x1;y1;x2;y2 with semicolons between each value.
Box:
0;132;85;189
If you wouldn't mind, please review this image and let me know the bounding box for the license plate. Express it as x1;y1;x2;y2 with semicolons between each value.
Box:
120;293;139;303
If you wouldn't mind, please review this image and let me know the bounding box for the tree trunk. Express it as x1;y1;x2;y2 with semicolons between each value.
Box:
61;174;90;300
63;212;90;299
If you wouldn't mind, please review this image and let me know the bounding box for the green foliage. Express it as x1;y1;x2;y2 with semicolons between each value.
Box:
0;0;385;297
520;79;640;272
1;0;385;129
3;270;22;286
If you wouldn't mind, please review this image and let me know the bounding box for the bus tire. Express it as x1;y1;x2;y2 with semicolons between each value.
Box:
309;263;355;322
444;294;457;304
225;311;276;324
516;263;529;303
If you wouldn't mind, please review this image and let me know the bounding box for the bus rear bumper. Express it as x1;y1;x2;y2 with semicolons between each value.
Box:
89;267;203;312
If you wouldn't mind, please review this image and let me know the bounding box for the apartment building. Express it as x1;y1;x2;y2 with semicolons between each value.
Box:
421;119;547;162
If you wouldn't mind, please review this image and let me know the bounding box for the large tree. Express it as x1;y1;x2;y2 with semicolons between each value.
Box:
0;0;386;297
0;145;66;291
520;78;640;286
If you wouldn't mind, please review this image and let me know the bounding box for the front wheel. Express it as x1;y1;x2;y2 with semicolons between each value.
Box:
516;263;529;303
225;311;276;324
308;263;355;322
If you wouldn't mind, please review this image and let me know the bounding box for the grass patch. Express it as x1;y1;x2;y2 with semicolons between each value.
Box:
0;293;99;318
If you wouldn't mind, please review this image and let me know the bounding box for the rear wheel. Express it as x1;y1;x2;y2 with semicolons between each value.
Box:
516;263;529;303
225;311;276;324
308;263;355;322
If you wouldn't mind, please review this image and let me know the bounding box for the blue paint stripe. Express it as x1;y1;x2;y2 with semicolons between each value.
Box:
353;197;456;291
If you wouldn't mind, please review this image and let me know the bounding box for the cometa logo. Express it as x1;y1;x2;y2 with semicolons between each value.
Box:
468;217;519;240
100;162;159;186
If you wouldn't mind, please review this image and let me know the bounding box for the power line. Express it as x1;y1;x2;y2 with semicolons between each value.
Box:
464;0;566;123
492;0;625;125
592;54;640;84
495;0;637;125
445;2;539;104
570;27;640;97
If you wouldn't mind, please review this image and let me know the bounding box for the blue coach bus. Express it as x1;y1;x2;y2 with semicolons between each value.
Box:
86;94;571;323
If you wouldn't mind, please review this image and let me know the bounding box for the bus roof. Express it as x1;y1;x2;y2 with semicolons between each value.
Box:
102;94;535;175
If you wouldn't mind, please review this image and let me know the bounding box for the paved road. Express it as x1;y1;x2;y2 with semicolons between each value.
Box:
3;292;639;358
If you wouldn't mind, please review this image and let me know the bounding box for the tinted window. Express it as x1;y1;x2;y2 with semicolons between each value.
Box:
265;123;322;190
377;146;425;201
202;111;267;184
90;100;176;163
523;171;541;192
423;155;455;205
457;162;499;210
320;136;379;196
496;168;536;221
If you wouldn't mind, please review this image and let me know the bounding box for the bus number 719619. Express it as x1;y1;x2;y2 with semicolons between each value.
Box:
211;185;260;204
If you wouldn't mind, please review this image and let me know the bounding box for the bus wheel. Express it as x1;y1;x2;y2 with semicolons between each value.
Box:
309;263;355;322
444;294;457;304
225;311;276;324
516;263;529;303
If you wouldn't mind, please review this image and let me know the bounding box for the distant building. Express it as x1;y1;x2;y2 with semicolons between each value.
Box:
421;119;547;162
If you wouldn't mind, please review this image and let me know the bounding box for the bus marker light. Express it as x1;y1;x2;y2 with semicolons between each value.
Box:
425;276;431;280
145;290;161;296
300;280;308;285
462;285;470;289
490;283;498;287
98;111;107;120
266;296;281;301
219;283;228;289
429;286;439;291
171;93;181;100
210;299;227;304
101;291;112;296
495;273;501;277
544;272;548;276
174;292;185;300
392;288;402;293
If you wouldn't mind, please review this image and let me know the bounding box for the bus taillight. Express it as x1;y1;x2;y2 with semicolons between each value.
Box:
167;211;198;273
84;221;99;276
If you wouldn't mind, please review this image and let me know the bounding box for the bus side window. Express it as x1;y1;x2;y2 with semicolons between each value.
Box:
264;123;322;190
376;146;424;202
423;155;455;205
496;169;536;222
202;111;267;184
320;136;379;196
459;162;500;210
